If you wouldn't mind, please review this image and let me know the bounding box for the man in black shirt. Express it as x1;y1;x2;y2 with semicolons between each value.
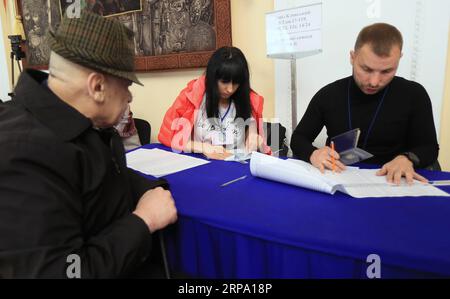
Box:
0;11;177;278
291;23;439;185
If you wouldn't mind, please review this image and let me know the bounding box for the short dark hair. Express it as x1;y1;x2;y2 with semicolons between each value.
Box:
355;23;403;57
205;47;252;121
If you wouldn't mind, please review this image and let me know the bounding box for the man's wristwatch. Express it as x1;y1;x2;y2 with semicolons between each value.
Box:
400;152;420;167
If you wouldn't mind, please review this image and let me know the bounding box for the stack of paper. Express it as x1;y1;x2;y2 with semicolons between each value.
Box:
126;148;210;178
250;152;449;198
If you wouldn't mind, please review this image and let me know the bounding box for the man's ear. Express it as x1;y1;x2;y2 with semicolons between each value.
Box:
86;72;106;104
350;50;356;66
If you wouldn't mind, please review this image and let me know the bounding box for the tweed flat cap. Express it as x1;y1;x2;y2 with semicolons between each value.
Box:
47;10;143;86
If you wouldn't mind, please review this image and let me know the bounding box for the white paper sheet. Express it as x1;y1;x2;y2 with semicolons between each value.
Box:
251;153;449;198
325;169;449;198
126;148;210;178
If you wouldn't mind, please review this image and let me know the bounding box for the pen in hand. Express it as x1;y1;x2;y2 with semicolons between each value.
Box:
331;141;336;173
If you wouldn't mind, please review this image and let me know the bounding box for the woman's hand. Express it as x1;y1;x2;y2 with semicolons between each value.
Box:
203;143;233;160
245;133;264;153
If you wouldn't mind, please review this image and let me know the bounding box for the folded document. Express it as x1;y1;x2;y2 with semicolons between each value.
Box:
250;152;449;198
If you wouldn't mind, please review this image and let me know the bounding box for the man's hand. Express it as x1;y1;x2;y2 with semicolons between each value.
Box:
376;155;428;185
203;143;233;160
133;187;178;233
310;146;346;173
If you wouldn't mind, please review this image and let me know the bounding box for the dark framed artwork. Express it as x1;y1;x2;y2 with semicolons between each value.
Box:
17;0;232;71
59;0;144;18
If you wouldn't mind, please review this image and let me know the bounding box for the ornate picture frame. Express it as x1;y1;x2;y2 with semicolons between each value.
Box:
17;0;232;72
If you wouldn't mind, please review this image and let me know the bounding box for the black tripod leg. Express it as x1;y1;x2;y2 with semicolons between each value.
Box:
11;54;15;88
16;60;22;73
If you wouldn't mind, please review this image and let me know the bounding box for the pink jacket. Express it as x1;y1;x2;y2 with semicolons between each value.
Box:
158;76;271;154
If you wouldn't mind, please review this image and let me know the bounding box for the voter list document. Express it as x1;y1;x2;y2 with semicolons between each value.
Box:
250;152;449;198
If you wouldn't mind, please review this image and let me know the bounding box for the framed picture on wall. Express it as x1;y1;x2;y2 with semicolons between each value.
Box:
16;0;232;72
59;0;144;18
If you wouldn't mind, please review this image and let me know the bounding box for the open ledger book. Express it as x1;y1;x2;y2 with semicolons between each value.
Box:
250;152;449;198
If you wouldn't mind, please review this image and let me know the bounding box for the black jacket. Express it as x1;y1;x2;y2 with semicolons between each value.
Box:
0;70;167;278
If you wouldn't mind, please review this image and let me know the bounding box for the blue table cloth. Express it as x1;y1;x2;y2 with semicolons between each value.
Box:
138;145;450;279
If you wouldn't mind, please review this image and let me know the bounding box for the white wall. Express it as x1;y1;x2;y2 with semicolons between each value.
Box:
0;20;10;101
274;0;450;148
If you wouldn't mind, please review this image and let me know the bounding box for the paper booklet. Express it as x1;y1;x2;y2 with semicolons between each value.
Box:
250;152;449;198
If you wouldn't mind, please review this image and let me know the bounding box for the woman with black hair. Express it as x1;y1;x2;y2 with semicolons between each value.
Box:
158;46;271;160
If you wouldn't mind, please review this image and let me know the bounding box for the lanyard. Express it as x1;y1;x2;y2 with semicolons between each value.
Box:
347;78;390;149
219;101;232;123
219;101;232;143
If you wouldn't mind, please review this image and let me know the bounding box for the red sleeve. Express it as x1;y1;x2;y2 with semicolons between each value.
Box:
158;81;196;150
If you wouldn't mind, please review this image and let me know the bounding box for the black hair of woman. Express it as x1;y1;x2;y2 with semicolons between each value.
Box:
205;46;252;121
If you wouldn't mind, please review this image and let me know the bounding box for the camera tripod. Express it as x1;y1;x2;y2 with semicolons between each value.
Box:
7;35;26;99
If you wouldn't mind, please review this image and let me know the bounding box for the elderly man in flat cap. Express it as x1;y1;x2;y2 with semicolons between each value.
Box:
0;11;177;278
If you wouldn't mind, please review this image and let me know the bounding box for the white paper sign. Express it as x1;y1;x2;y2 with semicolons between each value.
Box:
266;3;322;59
